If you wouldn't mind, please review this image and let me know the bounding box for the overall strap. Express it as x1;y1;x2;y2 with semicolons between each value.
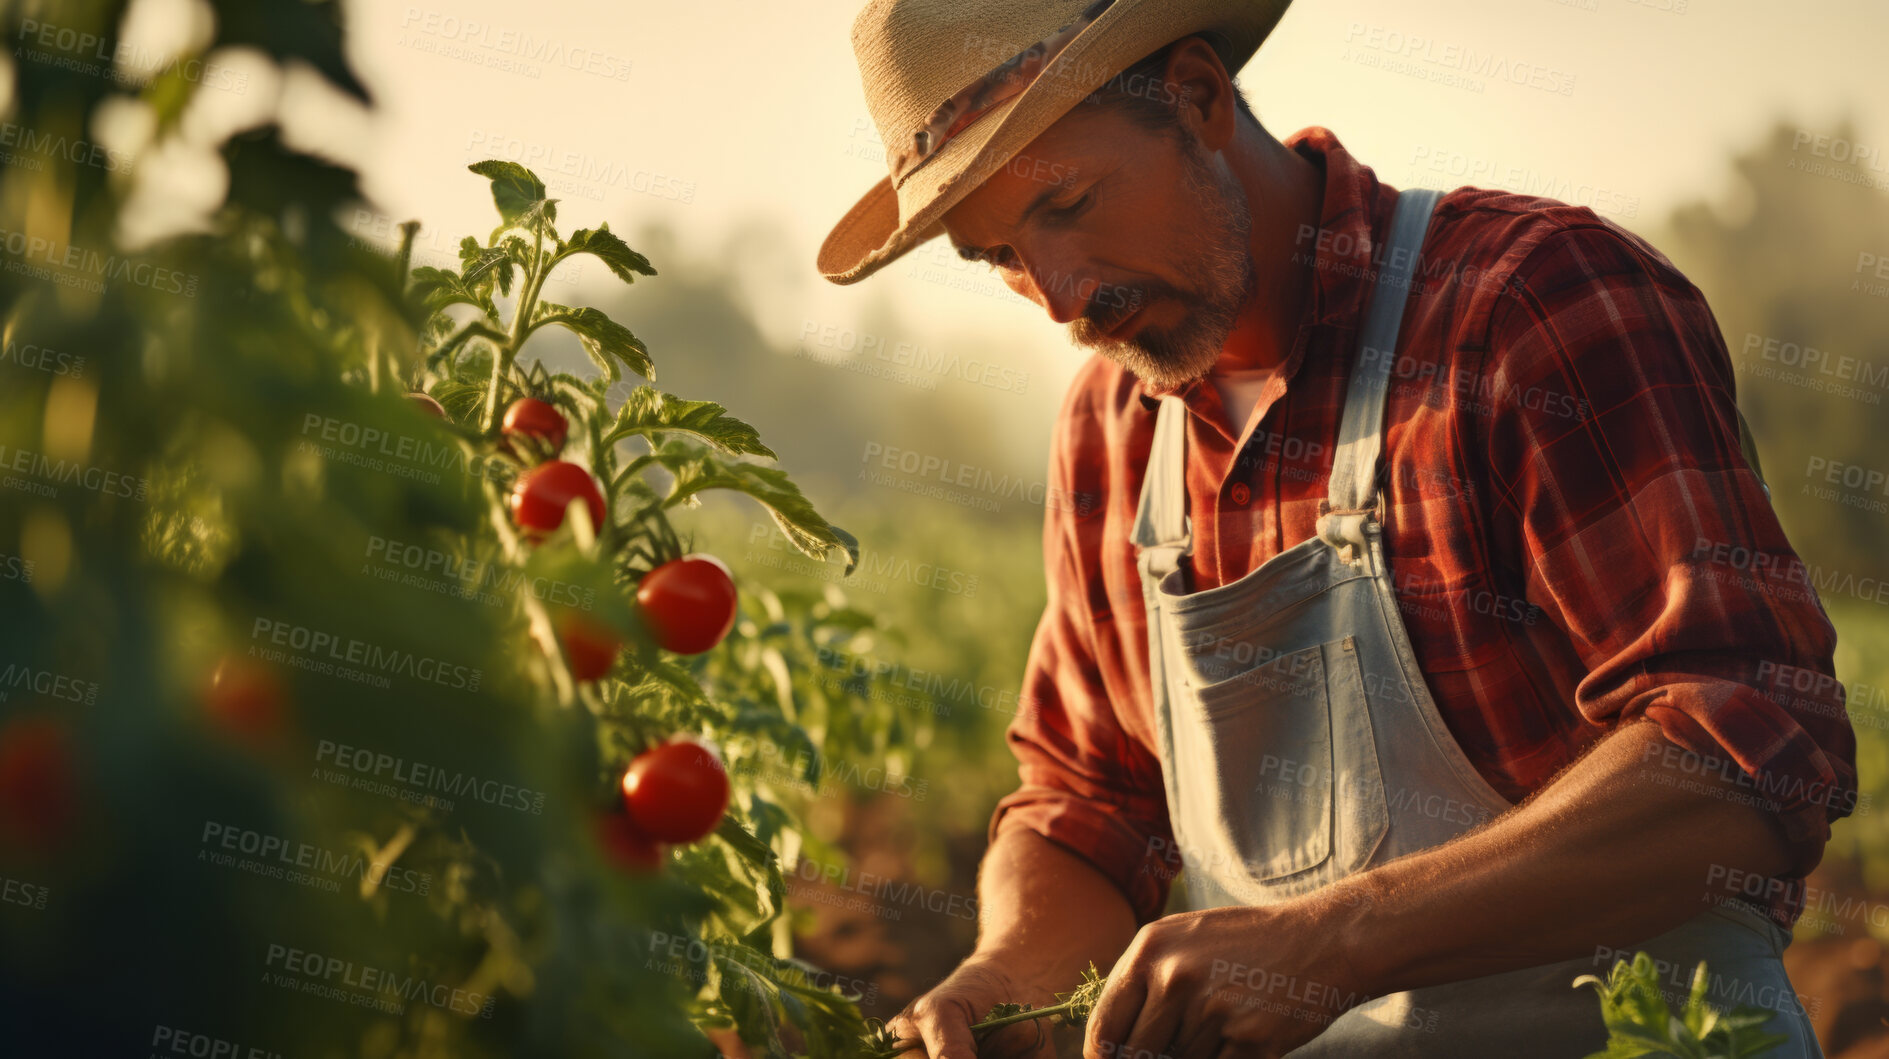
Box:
1130;390;1190;583
1316;186;1443;563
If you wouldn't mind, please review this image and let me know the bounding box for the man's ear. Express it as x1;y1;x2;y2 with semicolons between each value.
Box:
1164;36;1239;153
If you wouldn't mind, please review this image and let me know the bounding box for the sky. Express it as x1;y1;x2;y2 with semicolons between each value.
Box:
166;0;1889;436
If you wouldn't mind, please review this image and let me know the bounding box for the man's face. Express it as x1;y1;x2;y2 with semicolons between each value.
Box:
940;100;1255;390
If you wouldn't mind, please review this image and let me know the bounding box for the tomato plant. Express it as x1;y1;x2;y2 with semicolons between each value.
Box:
391;159;919;1054
638;554;740;655
0;0;918;1050
1573;952;1786;1058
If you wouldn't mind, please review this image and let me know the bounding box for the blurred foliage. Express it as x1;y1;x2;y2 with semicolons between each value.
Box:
1661;115;1889;580
0;0;929;1056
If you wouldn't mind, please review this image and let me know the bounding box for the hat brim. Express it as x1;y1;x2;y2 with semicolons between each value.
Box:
818;0;1292;285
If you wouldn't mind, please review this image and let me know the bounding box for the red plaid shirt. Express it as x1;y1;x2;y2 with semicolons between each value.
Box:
987;126;1858;930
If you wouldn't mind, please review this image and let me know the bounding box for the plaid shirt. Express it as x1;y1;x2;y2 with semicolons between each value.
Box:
988;126;1858;930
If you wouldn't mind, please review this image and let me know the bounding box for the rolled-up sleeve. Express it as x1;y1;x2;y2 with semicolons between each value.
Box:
986;390;1177;923
1480;221;1860;875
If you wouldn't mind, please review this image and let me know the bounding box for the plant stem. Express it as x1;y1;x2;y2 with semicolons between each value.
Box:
483;334;513;435
882;1000;1077;1055
395;220;419;282
484;218;554;433
386;221;420;393
483;472;576;707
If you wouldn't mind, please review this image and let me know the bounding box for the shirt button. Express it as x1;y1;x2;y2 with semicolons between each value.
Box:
1230;482;1251;505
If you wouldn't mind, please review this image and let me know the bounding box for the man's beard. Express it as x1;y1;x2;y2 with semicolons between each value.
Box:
1067;133;1257;390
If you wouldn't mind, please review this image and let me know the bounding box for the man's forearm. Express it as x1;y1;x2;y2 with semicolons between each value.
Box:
973;828;1142;988
1333;720;1797;996
885;830;1146;1057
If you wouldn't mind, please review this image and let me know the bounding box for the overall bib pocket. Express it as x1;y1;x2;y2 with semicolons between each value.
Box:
1175;637;1388;886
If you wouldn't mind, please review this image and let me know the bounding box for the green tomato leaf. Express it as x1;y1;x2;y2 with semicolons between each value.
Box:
727;708;821;787
716;815;780;877
539;370;606;421
497;197;559;242
603;386;774;458
530;303;653;383
468;159;548;225
650;438;859;575
456;235;487;272
635;658;712;710
562;224;657;283
712;954;785;1055
430;378;492;422
500;234;534;263
1572;953;1786;1059
745;797;797;850
424;320;509;373
458;245;514;294
409;266;492;316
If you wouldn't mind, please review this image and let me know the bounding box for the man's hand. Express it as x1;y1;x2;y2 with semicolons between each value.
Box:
886;828;1142;1057
1085;722;1800;1058
886;955;1063;1059
1084;896;1365;1059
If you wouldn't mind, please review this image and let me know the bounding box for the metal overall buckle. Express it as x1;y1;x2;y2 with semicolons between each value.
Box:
1315;494;1384;566
1135;516;1193;586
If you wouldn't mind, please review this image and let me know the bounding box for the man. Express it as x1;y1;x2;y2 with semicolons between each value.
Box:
817;1;1858;1056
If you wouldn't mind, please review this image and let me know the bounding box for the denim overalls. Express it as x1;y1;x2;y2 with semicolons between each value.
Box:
1130;187;1822;1057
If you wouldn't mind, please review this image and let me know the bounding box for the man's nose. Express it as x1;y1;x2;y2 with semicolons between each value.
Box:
1015;252;1090;325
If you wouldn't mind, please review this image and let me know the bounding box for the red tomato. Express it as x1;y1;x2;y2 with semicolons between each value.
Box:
620;739;729;844
204;657;288;748
558;611;619;682
0;715;76;854
635;555;737;655
510;460;606;537
502;397;568;456
406;392;446;417
594;811;665;873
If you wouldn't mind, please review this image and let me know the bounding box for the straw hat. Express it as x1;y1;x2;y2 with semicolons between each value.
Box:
818;0;1293;285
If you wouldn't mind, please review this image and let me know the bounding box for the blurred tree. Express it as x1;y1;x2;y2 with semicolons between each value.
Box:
1661;115;1889;579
